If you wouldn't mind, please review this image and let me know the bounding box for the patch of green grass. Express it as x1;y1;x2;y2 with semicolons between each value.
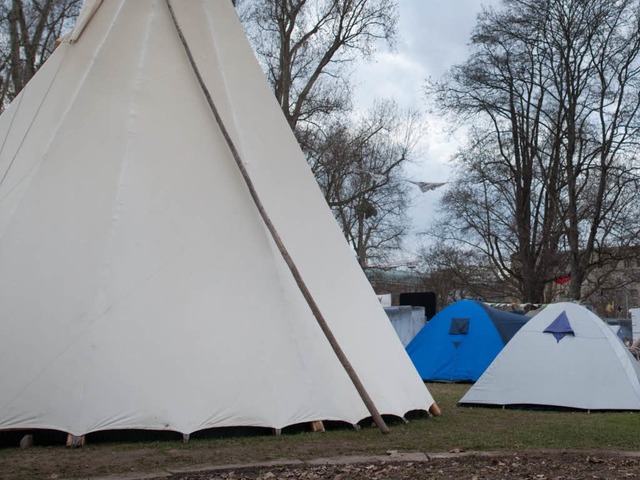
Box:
412;383;640;451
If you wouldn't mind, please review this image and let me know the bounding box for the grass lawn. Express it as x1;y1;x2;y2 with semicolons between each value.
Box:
2;383;640;479
416;383;640;451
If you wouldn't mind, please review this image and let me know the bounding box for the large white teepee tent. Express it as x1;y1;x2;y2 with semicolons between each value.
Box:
0;0;434;437
460;302;640;410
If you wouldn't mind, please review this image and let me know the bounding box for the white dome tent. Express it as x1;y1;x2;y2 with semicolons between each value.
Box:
0;0;434;443
460;302;640;410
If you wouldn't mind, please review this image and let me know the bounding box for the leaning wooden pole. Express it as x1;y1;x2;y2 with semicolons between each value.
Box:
165;0;389;434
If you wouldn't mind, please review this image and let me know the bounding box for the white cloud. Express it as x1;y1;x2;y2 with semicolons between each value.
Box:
351;0;497;252
352;52;427;108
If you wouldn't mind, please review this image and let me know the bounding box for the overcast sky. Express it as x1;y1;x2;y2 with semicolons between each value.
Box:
351;0;497;257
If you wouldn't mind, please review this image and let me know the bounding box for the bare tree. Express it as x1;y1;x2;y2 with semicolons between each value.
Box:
0;0;81;111
308;100;419;267
426;0;640;303
429;131;565;303
240;1;420;268
540;0;640;300
240;0;397;137
417;242;518;309
426;1;567;303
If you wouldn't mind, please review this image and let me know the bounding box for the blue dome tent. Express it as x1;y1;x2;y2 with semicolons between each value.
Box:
406;300;529;382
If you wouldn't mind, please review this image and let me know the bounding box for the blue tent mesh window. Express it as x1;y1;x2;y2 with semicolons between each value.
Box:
449;317;469;335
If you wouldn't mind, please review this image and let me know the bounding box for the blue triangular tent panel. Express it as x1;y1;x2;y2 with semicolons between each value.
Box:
543;311;574;342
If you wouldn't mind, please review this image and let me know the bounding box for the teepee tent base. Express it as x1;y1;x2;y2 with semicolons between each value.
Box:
0;0;434;437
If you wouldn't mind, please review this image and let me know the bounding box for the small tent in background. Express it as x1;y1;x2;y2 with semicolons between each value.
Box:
406;300;529;382
0;0;434;439
460;302;640;410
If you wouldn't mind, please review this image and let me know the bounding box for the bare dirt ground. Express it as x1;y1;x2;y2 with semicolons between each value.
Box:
175;451;640;480
5;448;640;479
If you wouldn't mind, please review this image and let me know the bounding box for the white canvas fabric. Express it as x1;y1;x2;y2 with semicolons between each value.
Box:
460;302;640;410
0;0;433;436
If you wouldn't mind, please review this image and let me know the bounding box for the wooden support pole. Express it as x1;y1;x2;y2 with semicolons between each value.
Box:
165;0;389;435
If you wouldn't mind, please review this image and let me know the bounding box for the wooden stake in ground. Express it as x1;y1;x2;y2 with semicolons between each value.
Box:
66;434;85;448
310;421;325;432
19;434;33;449
429;402;442;417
